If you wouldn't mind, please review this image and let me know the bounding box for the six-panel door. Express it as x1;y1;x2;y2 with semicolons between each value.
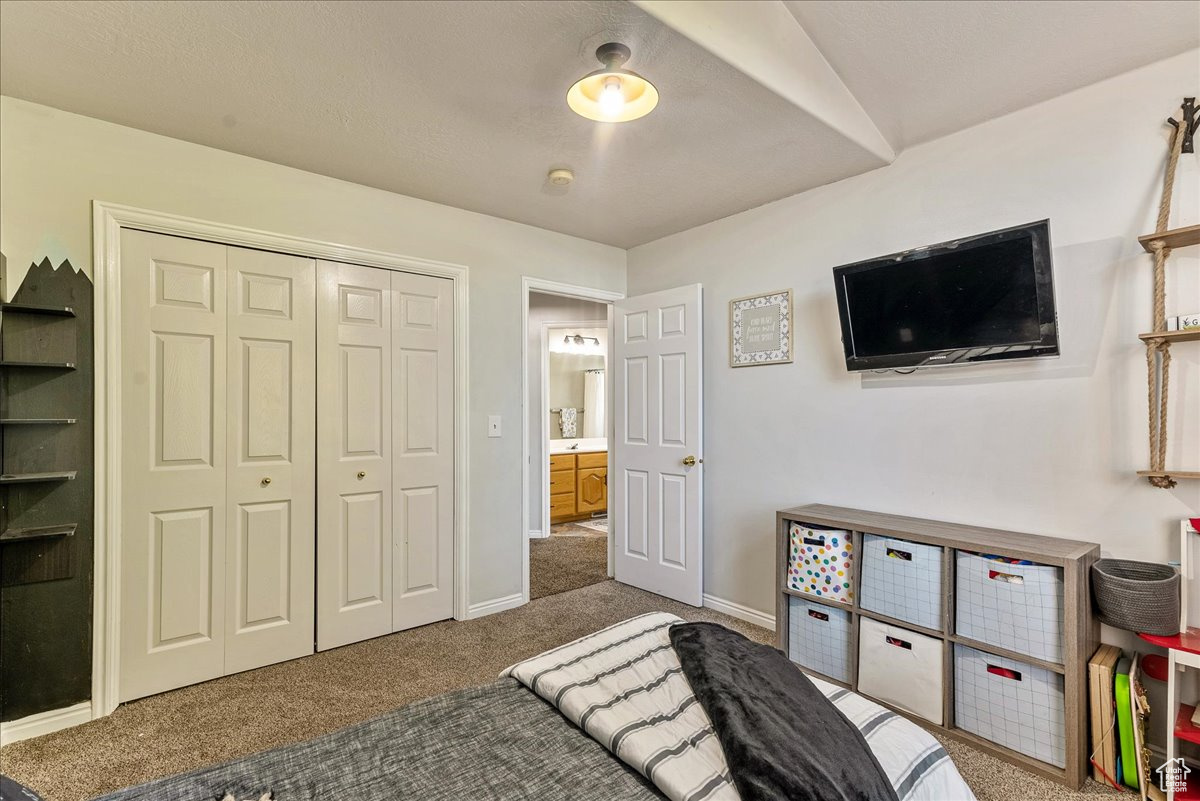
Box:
613;285;704;606
315;263;455;649
119;230;457;700
114;233;708;699
120;231;320;702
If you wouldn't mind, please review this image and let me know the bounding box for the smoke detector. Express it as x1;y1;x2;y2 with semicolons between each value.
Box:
548;168;574;186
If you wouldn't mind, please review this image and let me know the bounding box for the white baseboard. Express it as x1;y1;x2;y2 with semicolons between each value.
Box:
703;594;775;630
528;529;549;540
0;701;92;746
466;592;525;620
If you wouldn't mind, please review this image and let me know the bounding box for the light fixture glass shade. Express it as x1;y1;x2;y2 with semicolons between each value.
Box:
549;330;605;354
567;44;658;123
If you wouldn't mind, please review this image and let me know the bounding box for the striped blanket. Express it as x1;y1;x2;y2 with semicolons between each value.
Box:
503;613;975;801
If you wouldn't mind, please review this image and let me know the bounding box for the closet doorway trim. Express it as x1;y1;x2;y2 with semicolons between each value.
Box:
91;201;470;719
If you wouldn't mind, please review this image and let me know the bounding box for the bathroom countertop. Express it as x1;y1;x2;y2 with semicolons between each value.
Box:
549;438;607;455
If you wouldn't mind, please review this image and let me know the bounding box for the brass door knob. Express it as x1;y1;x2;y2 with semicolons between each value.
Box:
261;477;272;486
357;471;366;479
682;455;702;467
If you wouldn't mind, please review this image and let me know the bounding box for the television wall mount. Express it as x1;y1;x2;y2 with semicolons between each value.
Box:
1168;96;1197;154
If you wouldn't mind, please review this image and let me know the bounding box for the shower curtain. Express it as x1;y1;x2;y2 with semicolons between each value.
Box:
583;369;605;438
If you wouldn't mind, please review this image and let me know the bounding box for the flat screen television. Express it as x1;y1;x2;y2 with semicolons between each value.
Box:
833;220;1058;371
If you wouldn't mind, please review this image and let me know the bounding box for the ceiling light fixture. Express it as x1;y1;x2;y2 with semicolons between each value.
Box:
567;42;658;123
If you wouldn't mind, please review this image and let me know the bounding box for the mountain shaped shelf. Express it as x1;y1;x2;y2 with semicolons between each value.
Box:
0;523;76;543
0;301;75;317
0;360;76;369
0;471;77;485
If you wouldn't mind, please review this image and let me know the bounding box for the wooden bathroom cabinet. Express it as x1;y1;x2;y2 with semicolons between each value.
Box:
549;451;607;523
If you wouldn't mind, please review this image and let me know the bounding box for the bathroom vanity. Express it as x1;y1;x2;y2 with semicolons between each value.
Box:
549;441;608;524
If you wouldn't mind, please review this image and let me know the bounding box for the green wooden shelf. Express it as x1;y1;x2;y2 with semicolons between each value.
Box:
0;471;77;485
0;523;76;543
0;361;76;369
0;302;75;317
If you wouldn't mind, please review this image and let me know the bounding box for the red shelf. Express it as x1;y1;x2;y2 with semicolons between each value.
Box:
1177;704;1200;745
1140;627;1200;657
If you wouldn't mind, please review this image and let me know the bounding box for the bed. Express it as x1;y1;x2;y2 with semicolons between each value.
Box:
95;614;975;801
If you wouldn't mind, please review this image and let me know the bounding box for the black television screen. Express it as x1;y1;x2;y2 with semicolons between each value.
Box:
833;220;1058;371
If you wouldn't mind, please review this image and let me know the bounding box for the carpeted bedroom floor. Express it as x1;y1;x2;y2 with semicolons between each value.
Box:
1;579;1120;801
528;522;609;599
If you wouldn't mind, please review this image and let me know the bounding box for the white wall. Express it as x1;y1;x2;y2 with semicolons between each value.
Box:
0;96;626;608
627;52;1200;629
526;292;609;534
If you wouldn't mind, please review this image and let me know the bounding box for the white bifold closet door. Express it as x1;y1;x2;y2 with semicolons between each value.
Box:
119;230;316;702
315;261;454;651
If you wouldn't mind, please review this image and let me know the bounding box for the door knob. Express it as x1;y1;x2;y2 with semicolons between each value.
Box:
260;477;272;486
357;471;367;480
682;455;702;467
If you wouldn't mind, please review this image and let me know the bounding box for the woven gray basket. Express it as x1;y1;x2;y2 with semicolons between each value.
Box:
1092;559;1180;636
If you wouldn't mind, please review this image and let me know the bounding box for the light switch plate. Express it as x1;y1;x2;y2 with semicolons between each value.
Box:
488;415;502;437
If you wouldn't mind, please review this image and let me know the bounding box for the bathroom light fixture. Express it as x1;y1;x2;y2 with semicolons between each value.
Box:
551;332;605;355
567;42;658;123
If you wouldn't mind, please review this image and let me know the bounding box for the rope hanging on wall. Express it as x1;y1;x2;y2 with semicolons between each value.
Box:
1144;113;1188;489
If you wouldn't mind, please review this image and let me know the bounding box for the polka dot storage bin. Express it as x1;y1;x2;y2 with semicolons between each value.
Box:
787;522;854;604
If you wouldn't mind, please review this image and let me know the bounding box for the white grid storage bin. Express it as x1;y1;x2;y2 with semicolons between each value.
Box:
954;644;1066;768
788;596;852;684
956;551;1064;664
787;522;854;604
859;534;944;631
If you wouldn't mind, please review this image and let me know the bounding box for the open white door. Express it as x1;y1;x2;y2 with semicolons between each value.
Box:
613;285;703;606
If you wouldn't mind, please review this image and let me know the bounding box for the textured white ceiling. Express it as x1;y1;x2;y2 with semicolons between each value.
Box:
0;0;880;247
784;0;1200;148
2;1;1197;247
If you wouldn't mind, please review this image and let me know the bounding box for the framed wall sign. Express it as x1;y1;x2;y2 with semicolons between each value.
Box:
730;289;792;367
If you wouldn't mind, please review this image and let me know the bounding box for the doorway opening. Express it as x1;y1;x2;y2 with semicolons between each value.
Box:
521;280;621;603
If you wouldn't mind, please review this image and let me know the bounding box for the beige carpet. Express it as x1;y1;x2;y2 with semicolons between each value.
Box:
528;528;608;599
1;580;1119;801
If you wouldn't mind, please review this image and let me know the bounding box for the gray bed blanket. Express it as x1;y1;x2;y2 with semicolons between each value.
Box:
93;679;662;801
670;622;898;801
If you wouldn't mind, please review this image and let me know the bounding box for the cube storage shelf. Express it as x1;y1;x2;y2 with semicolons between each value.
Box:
776;504;1099;790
